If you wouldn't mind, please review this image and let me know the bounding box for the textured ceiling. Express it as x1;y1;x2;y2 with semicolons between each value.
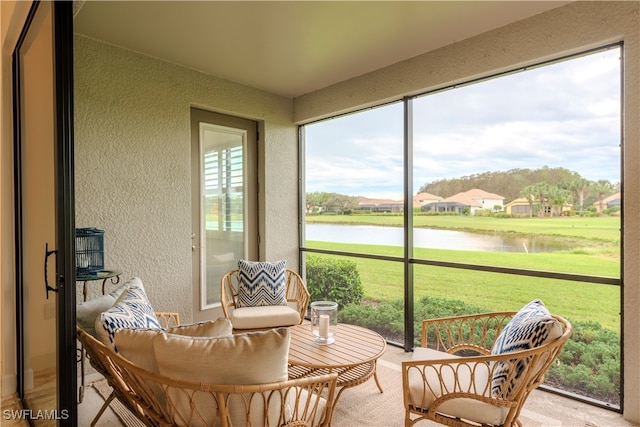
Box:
73;1;570;98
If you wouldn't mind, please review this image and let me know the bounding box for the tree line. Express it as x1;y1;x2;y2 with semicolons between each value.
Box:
420;166;619;212
307;167;619;215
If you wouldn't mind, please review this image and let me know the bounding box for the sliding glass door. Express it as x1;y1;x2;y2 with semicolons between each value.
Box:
13;1;75;424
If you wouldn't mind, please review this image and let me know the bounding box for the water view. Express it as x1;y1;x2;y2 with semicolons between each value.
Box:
306;223;575;253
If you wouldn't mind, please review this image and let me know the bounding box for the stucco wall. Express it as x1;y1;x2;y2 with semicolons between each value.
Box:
294;2;640;421
74;35;297;323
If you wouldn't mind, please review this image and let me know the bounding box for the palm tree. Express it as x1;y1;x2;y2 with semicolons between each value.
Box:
519;185;537;218
592;180;615;216
568;177;591;214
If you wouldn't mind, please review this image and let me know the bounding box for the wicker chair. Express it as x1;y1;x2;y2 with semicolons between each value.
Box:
221;268;310;331
402;311;572;427
77;327;338;427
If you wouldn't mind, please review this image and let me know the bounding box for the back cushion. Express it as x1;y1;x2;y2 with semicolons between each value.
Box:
237;260;287;307
490;299;563;398
95;277;162;348
166;318;233;338
153;328;290;426
114;318;233;372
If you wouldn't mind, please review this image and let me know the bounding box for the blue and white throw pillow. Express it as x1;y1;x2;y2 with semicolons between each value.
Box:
95;277;162;349
490;299;563;398
237;260;287;308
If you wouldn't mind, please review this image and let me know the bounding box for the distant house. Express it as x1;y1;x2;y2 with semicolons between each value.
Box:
413;192;442;208
505;197;573;216
422;189;504;215
594;192;621;213
355;192;444;212
504;198;535;216
357;196;404;213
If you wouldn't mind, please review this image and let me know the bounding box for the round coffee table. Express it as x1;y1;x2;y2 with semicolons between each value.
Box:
287;323;386;411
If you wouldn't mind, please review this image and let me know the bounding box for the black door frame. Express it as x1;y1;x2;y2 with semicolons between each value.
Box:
12;1;75;423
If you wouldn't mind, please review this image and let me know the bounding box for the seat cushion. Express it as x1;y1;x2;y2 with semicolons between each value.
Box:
230;305;301;329
236;259;287;307
95;277;162;348
491;299;563;398
408;347;508;426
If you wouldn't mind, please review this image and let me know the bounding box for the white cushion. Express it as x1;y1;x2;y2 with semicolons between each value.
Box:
76;283;128;337
153;328;290;427
95;277;162;348
114;318;233;372
408;347;508;426
230;305;300;329
114;328;164;372
491;299;563;398
297;388;327;427
237;259;287;307
166;318;233;338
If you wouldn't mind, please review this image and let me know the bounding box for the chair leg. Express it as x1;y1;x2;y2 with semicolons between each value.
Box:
91;390;116;427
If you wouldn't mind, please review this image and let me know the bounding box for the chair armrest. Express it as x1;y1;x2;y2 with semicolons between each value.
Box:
221;270;240;319
403;351;527;402
285;269;310;322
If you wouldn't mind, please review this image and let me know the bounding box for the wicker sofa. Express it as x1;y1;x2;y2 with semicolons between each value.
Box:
78;276;337;426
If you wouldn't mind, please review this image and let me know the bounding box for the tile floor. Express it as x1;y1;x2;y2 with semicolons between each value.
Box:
3;344;637;426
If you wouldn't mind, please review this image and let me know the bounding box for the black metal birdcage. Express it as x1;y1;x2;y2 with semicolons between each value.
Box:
75;228;104;276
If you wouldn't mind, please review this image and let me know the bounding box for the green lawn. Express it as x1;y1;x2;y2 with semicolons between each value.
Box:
304;214;621;332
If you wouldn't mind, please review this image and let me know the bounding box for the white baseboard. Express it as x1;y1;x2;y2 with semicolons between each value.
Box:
1;373;16;397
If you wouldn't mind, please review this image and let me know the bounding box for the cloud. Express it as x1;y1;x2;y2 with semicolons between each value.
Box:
305;47;621;198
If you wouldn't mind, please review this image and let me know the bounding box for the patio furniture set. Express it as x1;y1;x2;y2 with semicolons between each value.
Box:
76;260;571;426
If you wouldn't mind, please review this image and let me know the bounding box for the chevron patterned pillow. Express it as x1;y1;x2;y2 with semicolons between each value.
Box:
95;277;162;349
237;260;287;308
490;299;563;398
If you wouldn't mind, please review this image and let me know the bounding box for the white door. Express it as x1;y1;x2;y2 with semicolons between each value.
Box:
191;109;258;321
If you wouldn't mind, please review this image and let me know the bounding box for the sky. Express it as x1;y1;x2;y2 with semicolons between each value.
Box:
304;47;621;201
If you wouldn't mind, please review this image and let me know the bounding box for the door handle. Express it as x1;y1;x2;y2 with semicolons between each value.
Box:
44;243;59;299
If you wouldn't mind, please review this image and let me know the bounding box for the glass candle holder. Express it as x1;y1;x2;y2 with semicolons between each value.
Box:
310;301;338;345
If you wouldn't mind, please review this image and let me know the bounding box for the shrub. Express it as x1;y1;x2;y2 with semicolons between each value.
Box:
340;296;488;345
546;319;620;403
339;300;404;340
305;255;364;309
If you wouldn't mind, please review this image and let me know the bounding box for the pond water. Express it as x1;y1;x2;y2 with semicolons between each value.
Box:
305;223;575;253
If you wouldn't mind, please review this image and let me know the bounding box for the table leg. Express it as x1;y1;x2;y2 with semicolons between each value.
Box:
101;274;121;295
373;361;384;393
